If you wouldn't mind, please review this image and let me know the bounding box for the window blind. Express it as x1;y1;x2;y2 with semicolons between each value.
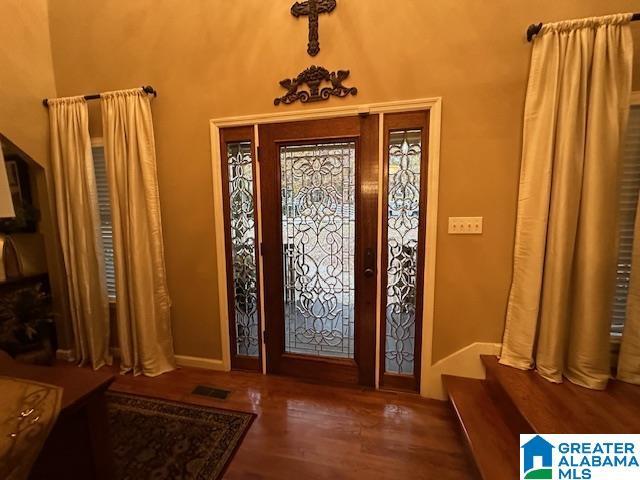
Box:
612;105;640;337
92;145;116;300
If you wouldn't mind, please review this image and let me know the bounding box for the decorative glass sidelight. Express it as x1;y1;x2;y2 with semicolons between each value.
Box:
385;130;423;374
226;141;260;357
280;142;357;358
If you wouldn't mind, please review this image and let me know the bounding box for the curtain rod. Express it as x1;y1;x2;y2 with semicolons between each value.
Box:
42;85;157;107
527;12;640;42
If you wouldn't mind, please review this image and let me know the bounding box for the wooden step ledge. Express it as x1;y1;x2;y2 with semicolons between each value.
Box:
481;355;640;434
443;375;519;480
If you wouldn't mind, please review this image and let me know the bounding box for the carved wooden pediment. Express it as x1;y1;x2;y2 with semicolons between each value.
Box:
274;65;357;106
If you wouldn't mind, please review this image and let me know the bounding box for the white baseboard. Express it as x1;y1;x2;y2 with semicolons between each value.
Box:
58;348;228;373
62;344;496;397
174;354;228;371
422;342;502;400
55;349;75;362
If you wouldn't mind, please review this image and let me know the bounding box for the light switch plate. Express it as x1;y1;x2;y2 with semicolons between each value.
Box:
448;217;483;234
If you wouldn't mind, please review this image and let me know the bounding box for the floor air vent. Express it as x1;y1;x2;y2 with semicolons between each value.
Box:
191;385;231;400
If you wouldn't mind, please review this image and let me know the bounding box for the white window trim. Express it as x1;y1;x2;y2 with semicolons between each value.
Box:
90;138;116;302
611;93;640;349
209;98;442;398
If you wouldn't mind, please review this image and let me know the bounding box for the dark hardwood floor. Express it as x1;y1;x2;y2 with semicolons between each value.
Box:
105;365;474;479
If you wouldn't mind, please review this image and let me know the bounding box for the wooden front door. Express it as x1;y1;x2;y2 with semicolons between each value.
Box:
259;115;379;386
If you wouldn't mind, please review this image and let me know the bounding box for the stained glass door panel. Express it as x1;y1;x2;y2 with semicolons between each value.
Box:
385;130;422;374
228;141;259;358
220;126;262;371
280;142;356;358
260;116;378;386
380;111;429;392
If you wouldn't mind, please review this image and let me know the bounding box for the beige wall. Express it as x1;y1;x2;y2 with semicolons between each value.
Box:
47;0;640;362
0;0;55;166
0;0;73;349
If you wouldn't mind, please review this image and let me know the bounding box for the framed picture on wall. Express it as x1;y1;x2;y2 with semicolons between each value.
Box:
0;146;37;234
5;160;22;207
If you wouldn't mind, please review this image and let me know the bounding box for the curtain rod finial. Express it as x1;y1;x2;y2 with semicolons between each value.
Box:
527;23;543;42
142;85;157;97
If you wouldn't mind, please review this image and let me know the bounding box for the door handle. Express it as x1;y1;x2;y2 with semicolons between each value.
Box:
364;248;375;278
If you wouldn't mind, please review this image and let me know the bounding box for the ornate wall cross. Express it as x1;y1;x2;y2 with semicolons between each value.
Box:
291;0;337;56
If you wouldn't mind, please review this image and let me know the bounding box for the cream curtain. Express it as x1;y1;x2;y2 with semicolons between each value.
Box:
500;14;633;389
619;198;640;384
48;97;111;369
100;89;175;376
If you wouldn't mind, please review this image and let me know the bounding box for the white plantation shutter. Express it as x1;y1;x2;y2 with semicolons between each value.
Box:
612;105;640;336
92;145;116;299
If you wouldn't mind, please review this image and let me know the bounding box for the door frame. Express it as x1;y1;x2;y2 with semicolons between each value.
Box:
378;111;430;392
218;126;263;371
210;97;442;396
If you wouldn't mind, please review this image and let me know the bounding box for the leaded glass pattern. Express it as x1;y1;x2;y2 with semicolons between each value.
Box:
280;142;356;358
385;130;423;374
227;141;259;357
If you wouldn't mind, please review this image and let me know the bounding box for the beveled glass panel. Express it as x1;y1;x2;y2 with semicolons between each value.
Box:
385;130;423;374
280;142;356;358
227;141;259;357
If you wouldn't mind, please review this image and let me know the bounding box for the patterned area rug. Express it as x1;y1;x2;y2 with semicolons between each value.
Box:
106;391;254;480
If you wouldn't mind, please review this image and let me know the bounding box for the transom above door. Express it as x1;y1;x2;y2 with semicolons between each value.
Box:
217;107;431;392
